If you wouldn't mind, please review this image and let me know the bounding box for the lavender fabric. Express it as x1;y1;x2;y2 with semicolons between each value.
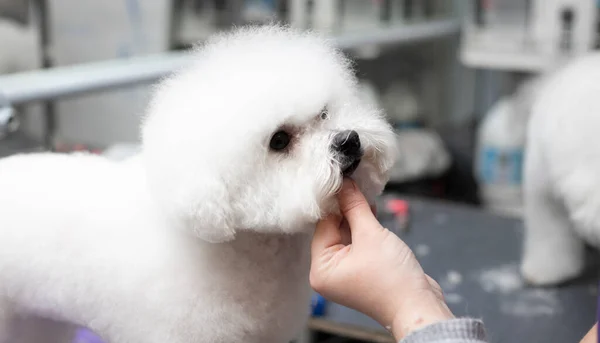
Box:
73;328;105;343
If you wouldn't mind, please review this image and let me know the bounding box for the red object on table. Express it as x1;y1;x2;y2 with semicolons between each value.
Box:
386;199;409;215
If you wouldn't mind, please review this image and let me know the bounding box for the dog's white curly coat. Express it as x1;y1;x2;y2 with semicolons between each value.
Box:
0;26;396;342
521;53;600;286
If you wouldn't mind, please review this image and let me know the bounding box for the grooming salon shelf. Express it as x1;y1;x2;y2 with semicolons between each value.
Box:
0;19;460;106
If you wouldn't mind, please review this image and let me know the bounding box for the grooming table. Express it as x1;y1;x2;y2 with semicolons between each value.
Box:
307;197;599;343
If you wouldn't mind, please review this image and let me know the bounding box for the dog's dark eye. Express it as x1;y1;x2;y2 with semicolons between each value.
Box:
320;108;328;120
270;131;291;151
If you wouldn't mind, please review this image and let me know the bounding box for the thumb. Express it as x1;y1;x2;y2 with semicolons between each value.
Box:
311;214;343;260
337;179;381;239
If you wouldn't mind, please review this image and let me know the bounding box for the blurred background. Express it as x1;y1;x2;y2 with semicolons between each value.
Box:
0;0;559;213
0;0;475;208
0;1;599;343
3;0;589;216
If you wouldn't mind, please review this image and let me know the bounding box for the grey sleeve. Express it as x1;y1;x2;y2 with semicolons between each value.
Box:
399;318;488;343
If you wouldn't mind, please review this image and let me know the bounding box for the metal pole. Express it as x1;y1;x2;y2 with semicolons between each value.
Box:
0;19;460;106
0;92;17;139
169;0;186;50
34;0;57;148
334;19;460;49
0;51;194;105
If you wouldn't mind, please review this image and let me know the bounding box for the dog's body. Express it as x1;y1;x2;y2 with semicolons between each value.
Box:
0;153;311;342
522;53;600;286
0;26;396;342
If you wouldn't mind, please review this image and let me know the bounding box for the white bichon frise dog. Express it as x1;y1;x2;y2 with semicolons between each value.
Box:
0;26;396;342
521;53;600;286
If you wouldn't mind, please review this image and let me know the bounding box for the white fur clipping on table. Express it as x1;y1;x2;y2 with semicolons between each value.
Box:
388;128;451;183
102;143;141;161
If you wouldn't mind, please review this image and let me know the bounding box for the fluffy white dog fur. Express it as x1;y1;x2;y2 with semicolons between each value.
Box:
521;53;600;286
0;26;396;342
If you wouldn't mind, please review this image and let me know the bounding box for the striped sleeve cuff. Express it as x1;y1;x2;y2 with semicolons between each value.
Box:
399;318;487;343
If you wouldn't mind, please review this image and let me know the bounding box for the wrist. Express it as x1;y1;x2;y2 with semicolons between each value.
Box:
389;292;454;341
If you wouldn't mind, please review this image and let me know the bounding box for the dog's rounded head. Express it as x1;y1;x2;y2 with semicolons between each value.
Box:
142;26;397;242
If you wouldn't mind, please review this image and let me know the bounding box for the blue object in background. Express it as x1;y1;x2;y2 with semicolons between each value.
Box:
74;328;105;343
247;0;276;9
479;146;523;185
311;294;327;317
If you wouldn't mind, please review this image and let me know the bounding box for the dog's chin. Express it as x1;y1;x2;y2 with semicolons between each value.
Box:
241;158;387;237
341;160;388;204
315;162;380;218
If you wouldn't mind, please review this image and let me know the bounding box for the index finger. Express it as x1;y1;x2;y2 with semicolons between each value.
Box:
336;179;380;237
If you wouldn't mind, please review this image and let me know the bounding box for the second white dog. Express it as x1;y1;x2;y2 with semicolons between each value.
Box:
0;26;397;342
522;53;600;286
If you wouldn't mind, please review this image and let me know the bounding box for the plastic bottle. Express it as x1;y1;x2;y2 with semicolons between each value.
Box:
475;96;529;217
381;81;421;130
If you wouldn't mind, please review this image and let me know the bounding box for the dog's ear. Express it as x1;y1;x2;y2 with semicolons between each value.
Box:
184;183;237;243
158;179;238;243
188;218;236;243
142;148;238;243
192;226;236;243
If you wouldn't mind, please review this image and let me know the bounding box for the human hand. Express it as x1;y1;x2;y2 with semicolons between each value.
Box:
579;323;597;343
310;179;453;340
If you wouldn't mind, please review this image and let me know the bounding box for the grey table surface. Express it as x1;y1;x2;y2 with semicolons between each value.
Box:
317;197;599;343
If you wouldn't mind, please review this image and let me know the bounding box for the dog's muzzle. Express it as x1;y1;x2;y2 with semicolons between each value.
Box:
332;130;363;176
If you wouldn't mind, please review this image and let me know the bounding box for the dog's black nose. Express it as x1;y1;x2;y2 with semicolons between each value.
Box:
333;130;362;157
332;130;363;176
